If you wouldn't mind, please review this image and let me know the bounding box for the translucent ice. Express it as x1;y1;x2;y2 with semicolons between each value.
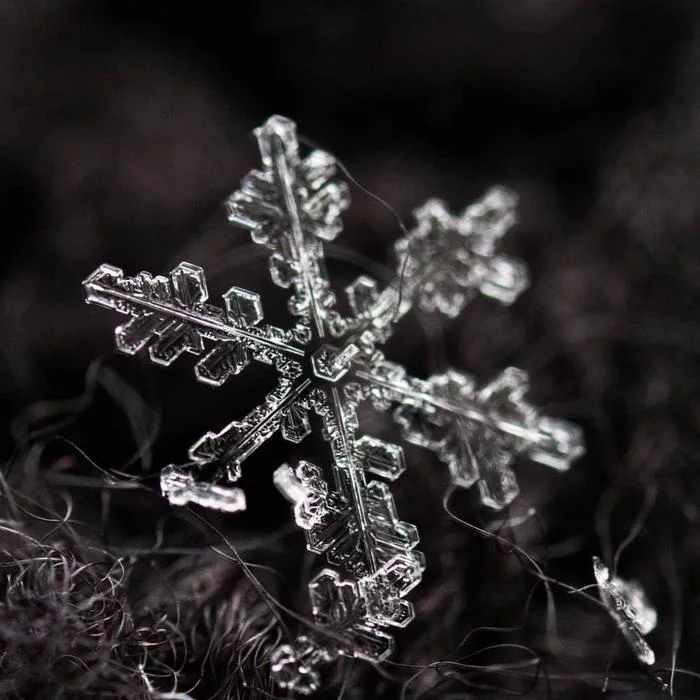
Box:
84;115;585;693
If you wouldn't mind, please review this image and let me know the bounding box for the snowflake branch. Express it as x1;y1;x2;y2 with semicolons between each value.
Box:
344;187;529;356
355;363;583;509
187;377;312;477
227;115;350;338
84;263;304;366
267;120;328;338
323;386;379;573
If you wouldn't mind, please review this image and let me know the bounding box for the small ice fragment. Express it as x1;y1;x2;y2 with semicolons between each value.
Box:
593;556;657;666
160;465;246;513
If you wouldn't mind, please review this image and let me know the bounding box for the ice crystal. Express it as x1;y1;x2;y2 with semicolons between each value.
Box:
83;115;584;693
593;557;658;666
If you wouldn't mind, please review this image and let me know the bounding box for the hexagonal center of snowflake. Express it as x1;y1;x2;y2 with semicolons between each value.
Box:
310;343;360;383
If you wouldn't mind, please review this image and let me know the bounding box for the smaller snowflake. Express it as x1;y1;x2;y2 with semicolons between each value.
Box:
593;557;657;666
84;115;584;693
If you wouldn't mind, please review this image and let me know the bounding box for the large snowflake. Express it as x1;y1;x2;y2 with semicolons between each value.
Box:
83;115;584;694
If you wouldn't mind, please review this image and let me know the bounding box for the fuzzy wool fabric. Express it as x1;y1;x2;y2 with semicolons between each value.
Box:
1;1;699;698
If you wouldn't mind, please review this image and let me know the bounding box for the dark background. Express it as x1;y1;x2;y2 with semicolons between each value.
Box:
1;1;700;698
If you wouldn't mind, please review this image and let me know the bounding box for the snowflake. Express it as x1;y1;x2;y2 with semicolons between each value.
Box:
593;557;657;667
83;115;584;694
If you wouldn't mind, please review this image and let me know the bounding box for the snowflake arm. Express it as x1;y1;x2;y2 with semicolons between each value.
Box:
356;363;584;509
83;262;305;368
271;385;424;693
344;187;529;356
226;115;350;339
270;552;424;696
322;385;380;572
303;387;419;575
186;372;310;466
